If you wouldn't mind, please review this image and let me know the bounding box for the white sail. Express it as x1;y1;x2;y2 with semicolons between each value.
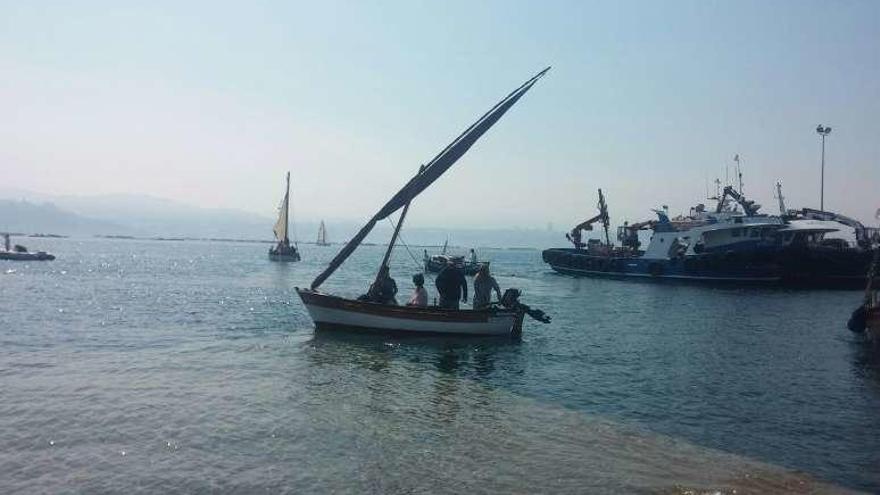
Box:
273;172;290;242
317;220;327;245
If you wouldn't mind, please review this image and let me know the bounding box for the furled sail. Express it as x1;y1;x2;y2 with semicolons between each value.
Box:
274;172;290;242
310;67;550;290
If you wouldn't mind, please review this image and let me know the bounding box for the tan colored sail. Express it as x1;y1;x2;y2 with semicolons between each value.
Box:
273;172;290;242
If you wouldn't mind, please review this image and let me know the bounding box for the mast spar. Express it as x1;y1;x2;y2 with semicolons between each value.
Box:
284;171;290;243
598;189;611;246
310;67;550;290
273;171;291;245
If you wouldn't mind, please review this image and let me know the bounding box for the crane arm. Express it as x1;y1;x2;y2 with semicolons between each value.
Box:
566;213;603;248
566;189;612;249
798;207;870;247
716;185;761;216
571;213;604;233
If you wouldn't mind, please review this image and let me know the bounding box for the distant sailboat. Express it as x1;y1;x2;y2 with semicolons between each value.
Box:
268;171;301;262
316;220;330;246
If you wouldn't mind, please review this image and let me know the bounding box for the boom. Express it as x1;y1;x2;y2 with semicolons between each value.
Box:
715;185;761;216
798;207;873;248
617;219;655;250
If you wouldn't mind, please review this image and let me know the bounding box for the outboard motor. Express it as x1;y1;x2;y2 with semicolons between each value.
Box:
500;288;551;324
500;288;522;308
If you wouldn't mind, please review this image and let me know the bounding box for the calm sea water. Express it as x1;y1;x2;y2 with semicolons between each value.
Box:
1;237;878;493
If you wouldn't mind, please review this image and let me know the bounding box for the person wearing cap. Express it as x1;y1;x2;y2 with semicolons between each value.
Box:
407;273;428;307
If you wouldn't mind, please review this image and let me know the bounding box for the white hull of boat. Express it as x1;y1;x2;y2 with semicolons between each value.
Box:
297;289;522;336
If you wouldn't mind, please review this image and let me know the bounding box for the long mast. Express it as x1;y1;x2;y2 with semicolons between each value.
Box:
373;165;424;285
273;171;291;245
374;200;413;287
284;172;290;243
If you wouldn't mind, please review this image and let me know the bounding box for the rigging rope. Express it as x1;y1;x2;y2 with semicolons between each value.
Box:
385;216;424;272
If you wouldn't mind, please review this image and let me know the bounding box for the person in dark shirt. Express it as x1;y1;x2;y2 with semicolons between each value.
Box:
365;266;398;305
435;261;467;310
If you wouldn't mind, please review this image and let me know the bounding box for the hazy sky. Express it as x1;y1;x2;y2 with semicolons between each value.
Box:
2;0;878;228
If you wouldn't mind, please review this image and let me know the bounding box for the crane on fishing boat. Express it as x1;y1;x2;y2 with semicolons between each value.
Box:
715;185;761;216
617;219;656;251
566;189;611;249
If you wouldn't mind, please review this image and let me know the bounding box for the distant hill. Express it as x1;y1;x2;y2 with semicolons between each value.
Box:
0;188;568;247
0;199;128;236
0;189;274;239
51;193;274;239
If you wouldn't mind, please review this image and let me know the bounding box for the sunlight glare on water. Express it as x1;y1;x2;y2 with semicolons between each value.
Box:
0;237;877;493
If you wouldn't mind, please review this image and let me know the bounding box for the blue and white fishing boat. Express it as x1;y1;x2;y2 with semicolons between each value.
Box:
773;184;880;288
543;187;785;283
545;176;879;287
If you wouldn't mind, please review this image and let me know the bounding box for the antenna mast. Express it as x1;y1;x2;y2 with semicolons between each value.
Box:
735;154;744;194
775;182;787;216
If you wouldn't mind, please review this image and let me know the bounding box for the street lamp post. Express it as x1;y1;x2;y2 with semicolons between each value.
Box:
816;124;832;211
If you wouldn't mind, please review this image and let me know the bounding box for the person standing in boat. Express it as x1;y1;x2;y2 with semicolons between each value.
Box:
469;248;477;265
366;266;398;305
407;273;428;307
473;264;502;310
435;261;468;310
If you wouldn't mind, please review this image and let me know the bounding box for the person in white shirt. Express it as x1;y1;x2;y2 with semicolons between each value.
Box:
407;273;428;307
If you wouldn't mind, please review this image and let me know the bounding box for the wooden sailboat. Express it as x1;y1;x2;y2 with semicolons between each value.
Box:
268;171;301;262
316;220;330;246
297;68;551;336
